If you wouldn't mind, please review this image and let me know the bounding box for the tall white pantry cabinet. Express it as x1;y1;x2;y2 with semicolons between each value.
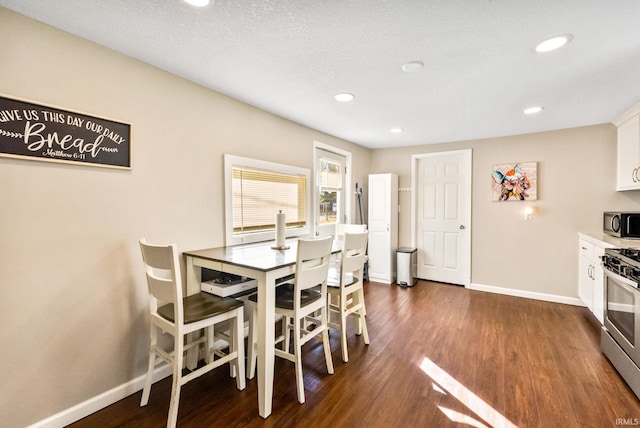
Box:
367;173;399;284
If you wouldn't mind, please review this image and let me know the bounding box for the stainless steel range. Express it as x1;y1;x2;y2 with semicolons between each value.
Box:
601;248;640;399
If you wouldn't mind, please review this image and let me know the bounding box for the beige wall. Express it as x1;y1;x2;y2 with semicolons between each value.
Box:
0;8;370;427
5;6;640;428
370;125;640;298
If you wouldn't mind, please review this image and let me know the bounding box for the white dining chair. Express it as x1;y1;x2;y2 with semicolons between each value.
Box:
336;223;367;240
327;231;370;362
249;235;334;403
138;239;245;428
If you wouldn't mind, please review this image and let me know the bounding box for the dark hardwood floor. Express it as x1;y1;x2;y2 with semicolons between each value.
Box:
69;281;640;427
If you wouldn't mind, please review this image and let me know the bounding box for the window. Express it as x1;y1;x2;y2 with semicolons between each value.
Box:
313;143;351;239
318;157;342;225
224;155;310;245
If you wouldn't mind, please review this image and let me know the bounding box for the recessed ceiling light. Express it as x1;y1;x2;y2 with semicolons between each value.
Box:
184;0;210;7
334;93;355;102
390;128;404;134
401;61;424;72
535;34;573;53
524;106;544;114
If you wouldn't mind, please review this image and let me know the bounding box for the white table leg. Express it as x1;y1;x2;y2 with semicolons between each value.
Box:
257;271;276;418
185;256;200;295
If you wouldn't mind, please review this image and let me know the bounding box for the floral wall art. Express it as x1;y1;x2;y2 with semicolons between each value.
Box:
491;162;537;201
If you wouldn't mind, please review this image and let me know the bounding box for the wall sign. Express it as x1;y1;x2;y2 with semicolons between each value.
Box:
0;94;131;169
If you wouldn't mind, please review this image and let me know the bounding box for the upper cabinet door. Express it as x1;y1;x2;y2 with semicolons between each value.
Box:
615;102;640;191
617;114;640;191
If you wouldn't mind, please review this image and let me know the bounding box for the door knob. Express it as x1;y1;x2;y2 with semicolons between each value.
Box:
459;225;465;230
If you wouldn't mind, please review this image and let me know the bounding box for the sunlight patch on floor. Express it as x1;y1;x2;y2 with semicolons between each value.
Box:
420;357;518;428
432;383;446;394
438;406;489;428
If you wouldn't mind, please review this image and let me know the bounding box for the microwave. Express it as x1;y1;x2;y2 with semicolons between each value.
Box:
604;212;640;238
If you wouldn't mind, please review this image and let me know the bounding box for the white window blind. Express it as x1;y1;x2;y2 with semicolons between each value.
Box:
224;154;311;245
232;167;307;234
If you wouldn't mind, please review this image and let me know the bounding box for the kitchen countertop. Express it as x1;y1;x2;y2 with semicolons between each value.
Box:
578;232;640;248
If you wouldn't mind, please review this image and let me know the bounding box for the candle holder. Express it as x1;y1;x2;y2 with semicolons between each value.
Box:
271;244;290;250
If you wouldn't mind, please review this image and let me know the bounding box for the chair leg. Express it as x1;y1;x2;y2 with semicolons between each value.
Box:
233;308;246;390
340;308;349;363
247;305;257;380
140;326;158;406
201;326;209;364
167;338;184;428
360;294;370;345
293;317;305;404
352;291;363;335
140;351;155;406
360;310;370;345
283;316;291;353
337;294;349;363
321;309;336;374
222;322;239;379
322;326;334;374
321;306;335;374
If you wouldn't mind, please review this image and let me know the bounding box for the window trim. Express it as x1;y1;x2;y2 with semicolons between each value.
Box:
224;154;311;246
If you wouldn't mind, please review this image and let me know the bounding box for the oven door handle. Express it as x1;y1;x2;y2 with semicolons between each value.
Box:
603;265;639;289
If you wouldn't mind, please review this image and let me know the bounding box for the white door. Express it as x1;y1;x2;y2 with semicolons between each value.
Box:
315;148;346;238
416;150;471;285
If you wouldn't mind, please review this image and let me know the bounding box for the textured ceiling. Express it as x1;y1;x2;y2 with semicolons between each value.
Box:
2;0;640;149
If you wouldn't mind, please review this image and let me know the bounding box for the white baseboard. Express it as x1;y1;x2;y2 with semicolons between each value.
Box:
27;365;173;428
467;282;585;307
368;275;394;284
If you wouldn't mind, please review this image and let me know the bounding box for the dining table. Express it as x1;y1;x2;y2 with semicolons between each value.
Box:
183;238;340;418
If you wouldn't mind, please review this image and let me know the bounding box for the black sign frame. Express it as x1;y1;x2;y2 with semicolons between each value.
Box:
0;94;132;169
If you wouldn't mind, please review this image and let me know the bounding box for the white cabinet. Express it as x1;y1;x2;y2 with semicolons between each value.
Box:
615;103;640;191
578;240;594;310
367;173;398;284
577;236;611;324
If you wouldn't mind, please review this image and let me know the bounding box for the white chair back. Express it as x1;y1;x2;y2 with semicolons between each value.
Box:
139;239;182;321
336;223;366;240
295;236;333;293
341;231;369;278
